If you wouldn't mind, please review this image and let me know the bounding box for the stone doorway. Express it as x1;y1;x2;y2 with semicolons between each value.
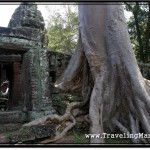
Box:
0;61;21;111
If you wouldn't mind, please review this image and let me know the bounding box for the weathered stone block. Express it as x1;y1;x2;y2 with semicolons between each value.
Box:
0;111;28;124
31;124;56;139
0;27;41;41
0;36;39;52
28;111;45;121
0;123;22;134
44;110;55;116
9;128;35;143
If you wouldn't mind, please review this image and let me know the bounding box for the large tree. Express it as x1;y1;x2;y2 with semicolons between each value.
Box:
55;3;150;143
23;3;150;144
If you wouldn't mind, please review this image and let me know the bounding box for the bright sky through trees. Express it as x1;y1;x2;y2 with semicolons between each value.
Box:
0;4;132;28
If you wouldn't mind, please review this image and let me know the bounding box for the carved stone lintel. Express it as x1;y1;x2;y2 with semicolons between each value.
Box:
0;54;21;62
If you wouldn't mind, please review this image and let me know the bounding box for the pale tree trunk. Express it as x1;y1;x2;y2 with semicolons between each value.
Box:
21;3;150;144
55;3;150;143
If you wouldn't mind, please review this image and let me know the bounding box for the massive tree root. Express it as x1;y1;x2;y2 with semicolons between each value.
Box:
54;4;150;144
23;95;90;143
22;4;150;144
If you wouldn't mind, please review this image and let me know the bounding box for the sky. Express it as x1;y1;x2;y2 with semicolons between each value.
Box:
0;3;132;28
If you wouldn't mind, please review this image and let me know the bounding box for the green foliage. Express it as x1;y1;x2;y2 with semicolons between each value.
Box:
69;130;89;143
125;2;150;63
46;5;78;53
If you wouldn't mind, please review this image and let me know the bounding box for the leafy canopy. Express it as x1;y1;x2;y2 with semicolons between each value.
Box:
125;2;150;63
46;5;78;54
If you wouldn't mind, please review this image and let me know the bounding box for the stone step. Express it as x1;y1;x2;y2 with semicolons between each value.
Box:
0;124;56;144
0;123;22;134
0;111;27;124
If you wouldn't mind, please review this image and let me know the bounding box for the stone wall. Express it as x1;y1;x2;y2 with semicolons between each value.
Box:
47;54;150;115
0;2;54;122
47;51;84;115
0;2;149;124
47;51;71;94
48;51;70;78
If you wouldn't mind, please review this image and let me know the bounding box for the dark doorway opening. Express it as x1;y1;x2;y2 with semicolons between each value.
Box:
50;71;56;83
0;63;13;111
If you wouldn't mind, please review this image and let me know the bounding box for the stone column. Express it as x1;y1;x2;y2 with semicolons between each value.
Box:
11;62;21;109
27;48;55;120
39;48;54;115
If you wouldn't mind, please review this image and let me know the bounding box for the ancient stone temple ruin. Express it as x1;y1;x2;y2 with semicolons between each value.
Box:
0;2;71;124
1;2;149;126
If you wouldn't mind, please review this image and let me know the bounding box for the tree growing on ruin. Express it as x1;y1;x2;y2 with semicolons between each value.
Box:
23;3;150;144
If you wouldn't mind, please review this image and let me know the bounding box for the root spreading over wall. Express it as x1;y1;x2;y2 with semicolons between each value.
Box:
23;4;150;144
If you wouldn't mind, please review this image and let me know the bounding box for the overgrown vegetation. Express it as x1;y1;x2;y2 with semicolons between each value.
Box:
46;4;78;53
69;130;89;143
45;3;150;62
12;3;149;144
124;2;150;63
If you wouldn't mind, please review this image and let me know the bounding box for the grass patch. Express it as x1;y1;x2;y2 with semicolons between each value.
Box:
3;131;14;137
69;130;89;144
